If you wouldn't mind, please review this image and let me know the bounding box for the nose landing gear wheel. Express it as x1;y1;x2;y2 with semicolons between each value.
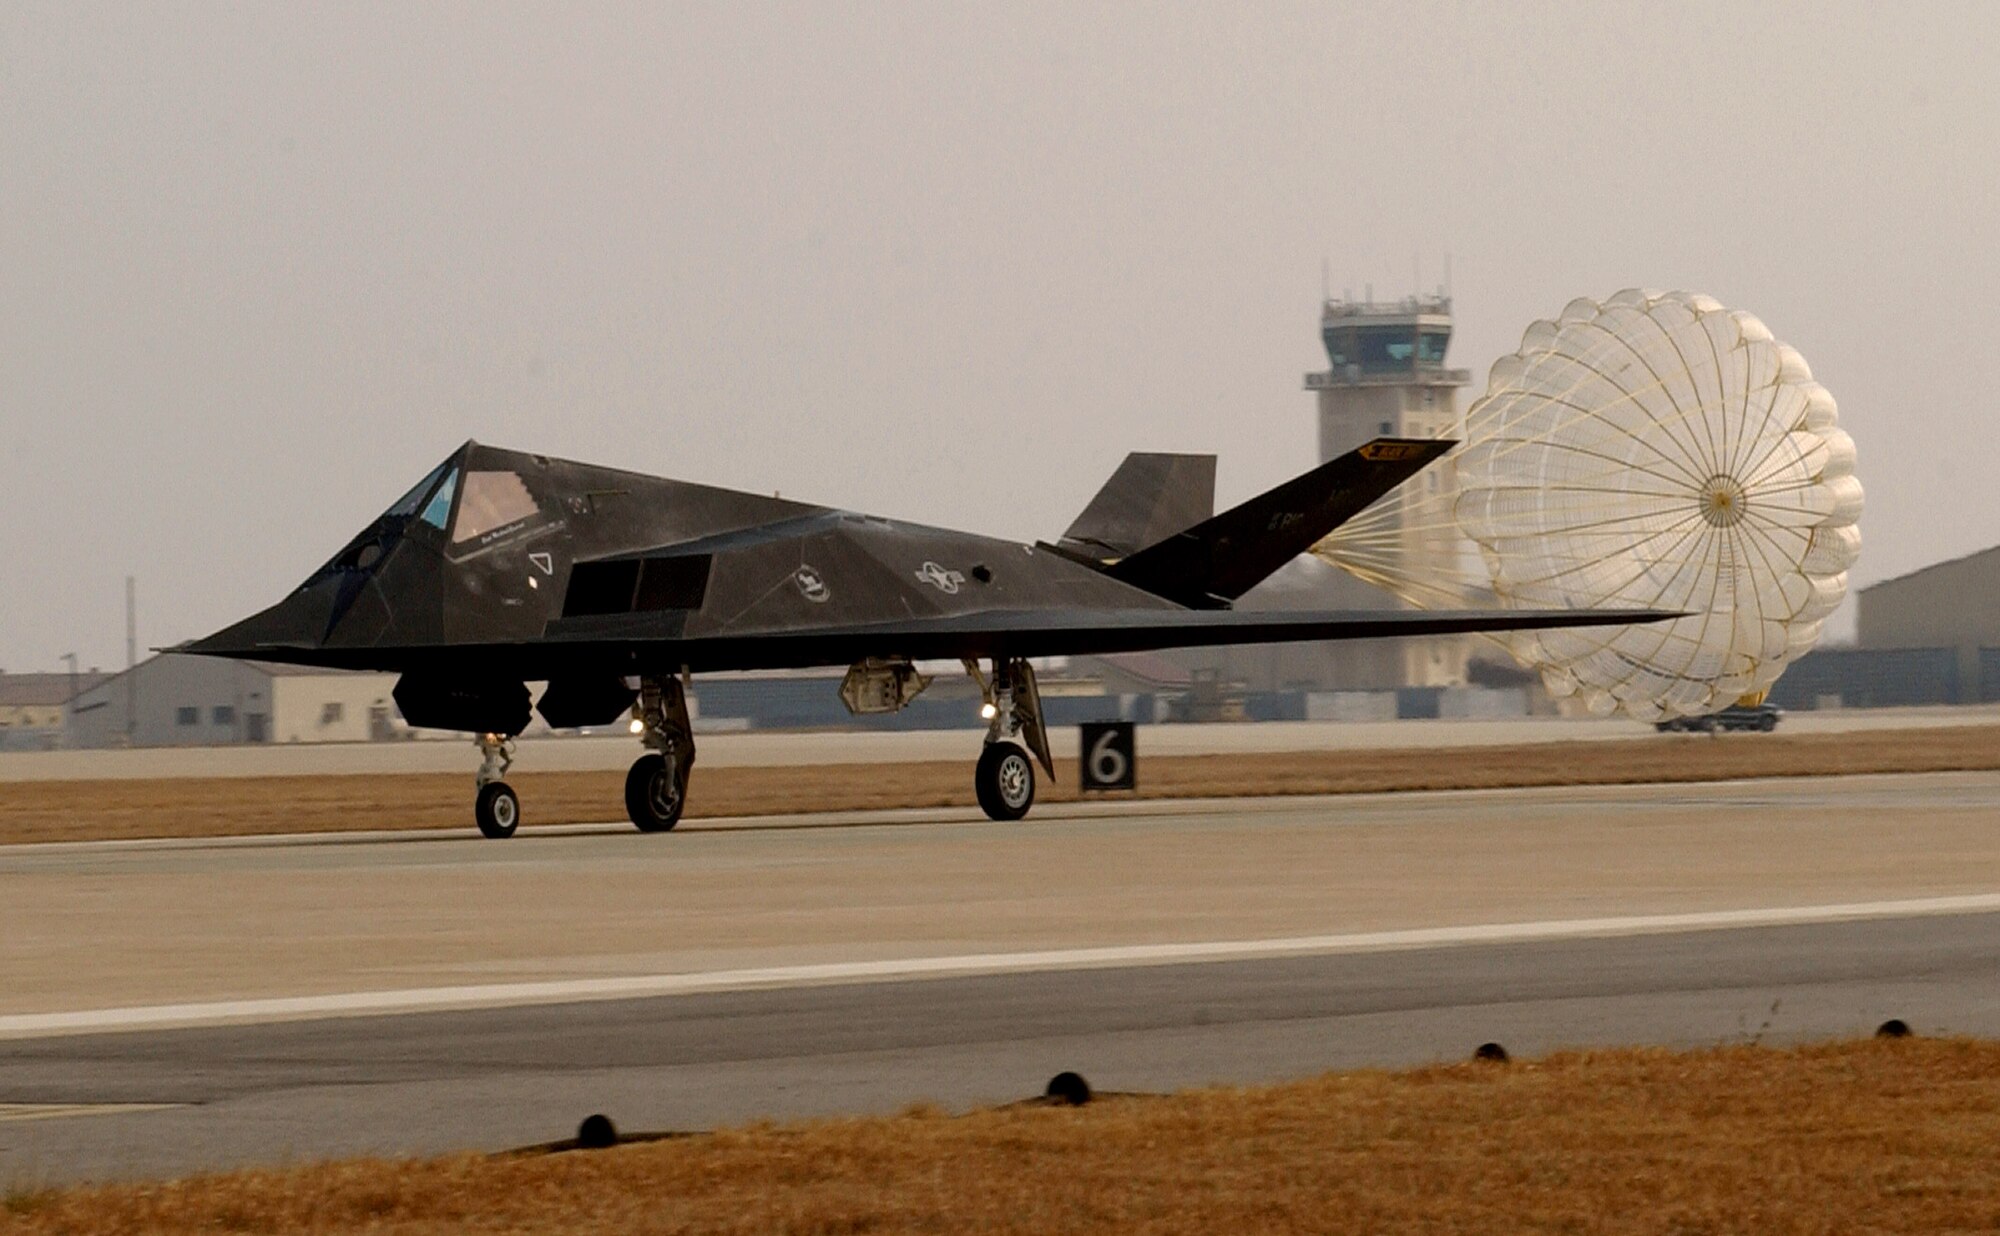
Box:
475;782;520;839
625;753;686;833
975;742;1036;821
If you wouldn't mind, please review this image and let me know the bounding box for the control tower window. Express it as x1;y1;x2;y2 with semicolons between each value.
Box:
1356;328;1416;371
1324;323;1450;373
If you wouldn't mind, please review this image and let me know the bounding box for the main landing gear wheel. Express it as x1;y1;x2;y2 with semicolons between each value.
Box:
475;782;520;839
625;753;686;833
975;742;1036;822
472;732;519;839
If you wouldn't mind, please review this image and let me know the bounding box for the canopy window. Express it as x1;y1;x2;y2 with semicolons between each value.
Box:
418;468;459;531
385;461;452;519
453;471;540;543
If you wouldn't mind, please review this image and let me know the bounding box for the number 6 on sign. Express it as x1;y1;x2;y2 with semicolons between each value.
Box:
1080;721;1136;792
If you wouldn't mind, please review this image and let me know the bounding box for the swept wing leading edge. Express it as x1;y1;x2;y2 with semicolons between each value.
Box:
228;605;1678;677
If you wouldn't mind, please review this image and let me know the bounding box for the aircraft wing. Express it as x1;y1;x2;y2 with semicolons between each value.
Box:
192;605;1676;676
524;605;1677;675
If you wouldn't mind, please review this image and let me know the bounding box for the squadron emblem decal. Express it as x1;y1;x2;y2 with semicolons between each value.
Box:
794;564;831;603
914;561;966;595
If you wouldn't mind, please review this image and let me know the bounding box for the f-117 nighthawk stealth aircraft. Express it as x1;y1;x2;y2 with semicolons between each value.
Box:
186;439;1668;837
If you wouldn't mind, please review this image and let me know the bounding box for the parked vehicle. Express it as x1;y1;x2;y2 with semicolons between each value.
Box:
1655;703;1783;733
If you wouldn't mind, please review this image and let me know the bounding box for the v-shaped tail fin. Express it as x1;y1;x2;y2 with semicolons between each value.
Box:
1056;452;1217;563
1103;438;1453;608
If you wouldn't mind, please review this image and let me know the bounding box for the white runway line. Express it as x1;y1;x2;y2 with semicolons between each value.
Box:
6;892;2000;1040
0;1103;182;1123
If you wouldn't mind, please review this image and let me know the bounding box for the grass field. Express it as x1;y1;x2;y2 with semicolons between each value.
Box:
2;724;1998;845
4;1037;1996;1234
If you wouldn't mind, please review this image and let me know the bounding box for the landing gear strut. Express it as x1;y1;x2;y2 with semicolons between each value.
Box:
967;657;1054;821
626;675;695;833
473;732;519;839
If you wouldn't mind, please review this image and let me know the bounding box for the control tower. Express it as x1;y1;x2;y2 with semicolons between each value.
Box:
1309;294;1469;462
1145;291;1481;698
1304;294;1472;688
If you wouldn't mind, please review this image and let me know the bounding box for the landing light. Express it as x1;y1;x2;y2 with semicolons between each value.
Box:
628;719;645;735
980;703;998;720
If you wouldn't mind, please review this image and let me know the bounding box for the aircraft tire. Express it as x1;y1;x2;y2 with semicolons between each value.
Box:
975;742;1035;822
475;782;520;840
625;753;685;833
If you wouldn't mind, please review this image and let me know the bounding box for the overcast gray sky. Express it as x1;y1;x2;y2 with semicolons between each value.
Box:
4;2;1992;670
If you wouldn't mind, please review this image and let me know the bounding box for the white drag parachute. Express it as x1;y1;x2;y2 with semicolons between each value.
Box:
1315;289;1862;721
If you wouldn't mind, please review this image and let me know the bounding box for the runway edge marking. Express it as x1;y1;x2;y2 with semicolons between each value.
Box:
6;892;2000;1040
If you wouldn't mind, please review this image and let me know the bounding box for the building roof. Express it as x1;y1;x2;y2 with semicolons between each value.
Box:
239;659;386;678
0;672;113;707
1860;543;2000;595
69;654;388;696
1091;651;1193;690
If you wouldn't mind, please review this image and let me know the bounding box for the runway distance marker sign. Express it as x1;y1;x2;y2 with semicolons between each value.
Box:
1080;721;1136;792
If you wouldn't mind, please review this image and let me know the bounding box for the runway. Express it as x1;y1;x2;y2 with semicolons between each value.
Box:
5;703;1996;781
5;772;2000;1184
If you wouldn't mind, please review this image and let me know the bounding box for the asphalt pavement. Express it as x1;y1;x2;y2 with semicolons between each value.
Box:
3;911;1997;1185
4;771;1999;1186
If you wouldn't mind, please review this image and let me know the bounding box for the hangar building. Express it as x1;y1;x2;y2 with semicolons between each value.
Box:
0;671;111;750
1770;545;2000;708
1857;545;2000;681
66;655;401;748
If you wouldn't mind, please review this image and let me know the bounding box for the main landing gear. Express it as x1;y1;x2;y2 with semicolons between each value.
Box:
473;732;520;839
625;675;695;833
967;657;1055;821
463;661;1043;836
465;674;696;840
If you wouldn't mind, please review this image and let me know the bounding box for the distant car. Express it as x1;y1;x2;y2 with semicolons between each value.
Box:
1655;704;1783;733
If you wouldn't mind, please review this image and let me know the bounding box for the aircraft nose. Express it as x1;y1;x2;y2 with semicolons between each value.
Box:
183;577;342;659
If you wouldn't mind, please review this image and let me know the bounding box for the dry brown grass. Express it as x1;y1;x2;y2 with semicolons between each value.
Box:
6;1037;1999;1234
4;724;1999;845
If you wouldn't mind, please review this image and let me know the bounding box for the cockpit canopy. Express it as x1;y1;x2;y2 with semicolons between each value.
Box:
379;454;541;545
325;445;547;578
383;458;459;532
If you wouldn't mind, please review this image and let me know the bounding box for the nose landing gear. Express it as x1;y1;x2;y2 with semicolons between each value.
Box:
626;675;695;833
967;657;1054;821
473;732;519;839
